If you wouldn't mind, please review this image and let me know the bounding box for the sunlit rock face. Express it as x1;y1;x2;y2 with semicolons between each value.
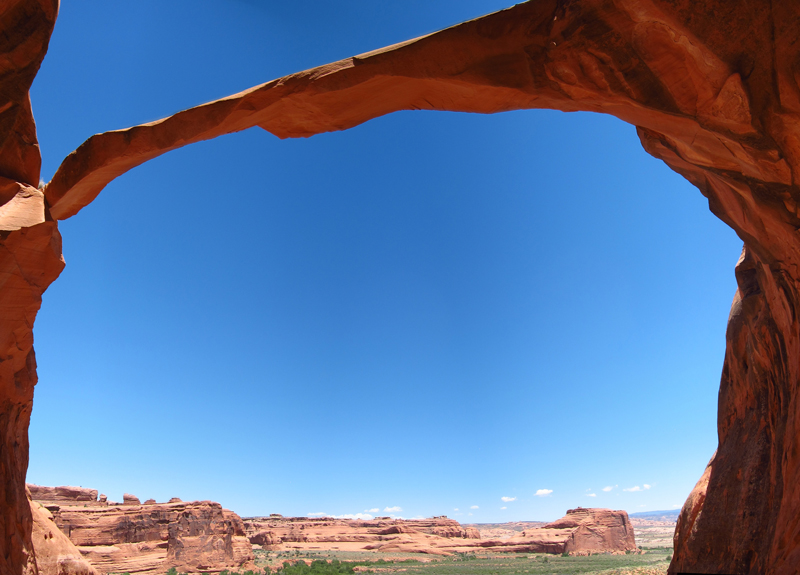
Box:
243;509;632;556
28;488;98;575
28;486;254;575
2;0;800;574
461;508;636;555
243;515;481;555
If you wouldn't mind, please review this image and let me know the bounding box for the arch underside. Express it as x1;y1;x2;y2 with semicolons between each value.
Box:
1;1;799;574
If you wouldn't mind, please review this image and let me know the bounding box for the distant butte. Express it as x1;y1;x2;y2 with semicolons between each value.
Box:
0;2;799;574
243;508;635;556
26;486;636;572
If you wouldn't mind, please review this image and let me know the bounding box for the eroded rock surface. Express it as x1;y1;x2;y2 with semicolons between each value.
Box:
2;1;800;574
453;508;635;556
28;486;254;575
243;515;479;555
243;509;632;556
28;491;97;575
0;3;62;574
28;486;101;507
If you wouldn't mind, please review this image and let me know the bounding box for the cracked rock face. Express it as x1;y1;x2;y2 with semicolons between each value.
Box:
0;3;63;575
242;509;633;556
2;1;800;574
28;489;97;575
27;487;254;575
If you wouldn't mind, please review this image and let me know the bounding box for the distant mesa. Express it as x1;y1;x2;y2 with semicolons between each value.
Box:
243;514;480;556
27;485;636;574
243;507;635;556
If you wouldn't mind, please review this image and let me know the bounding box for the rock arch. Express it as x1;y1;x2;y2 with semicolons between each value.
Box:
1;1;798;573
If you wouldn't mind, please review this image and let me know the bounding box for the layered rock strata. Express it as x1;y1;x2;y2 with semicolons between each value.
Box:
28;486;254;574
244;508;633;556
1;1;800;574
28;486;102;507
451;508;635;556
464;521;547;540
244;516;479;555
28;491;97;575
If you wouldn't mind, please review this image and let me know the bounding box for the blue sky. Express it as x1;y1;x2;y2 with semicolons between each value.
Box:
26;0;741;522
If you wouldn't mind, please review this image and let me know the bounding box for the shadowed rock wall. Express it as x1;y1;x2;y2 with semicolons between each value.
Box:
0;3;63;575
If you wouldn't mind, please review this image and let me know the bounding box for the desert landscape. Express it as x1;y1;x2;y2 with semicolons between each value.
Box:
27;484;672;574
1;1;798;575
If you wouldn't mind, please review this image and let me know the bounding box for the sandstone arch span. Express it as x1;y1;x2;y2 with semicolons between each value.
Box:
1;0;798;574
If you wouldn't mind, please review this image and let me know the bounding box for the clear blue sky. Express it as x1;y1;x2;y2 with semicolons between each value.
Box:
27;0;741;522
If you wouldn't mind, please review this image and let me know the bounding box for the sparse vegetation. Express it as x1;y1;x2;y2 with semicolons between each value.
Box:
247;548;671;575
276;559;359;575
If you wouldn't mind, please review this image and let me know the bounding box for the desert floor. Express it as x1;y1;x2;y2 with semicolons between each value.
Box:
254;547;673;575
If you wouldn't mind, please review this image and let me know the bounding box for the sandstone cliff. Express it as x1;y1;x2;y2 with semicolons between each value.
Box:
28;491;97;575
244;516;479;555
28;486;102;507
441;508;636;556
28;486;254;574
243;508;633;556
1;1;800;574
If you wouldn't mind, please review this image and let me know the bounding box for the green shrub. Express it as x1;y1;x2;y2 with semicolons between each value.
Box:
276;559;357;575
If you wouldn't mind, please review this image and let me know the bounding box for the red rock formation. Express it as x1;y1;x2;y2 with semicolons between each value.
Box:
437;508;636;556
464;521;547;540
28;493;97;575
0;2;61;574
122;494;141;506
243;515;478;554
28;486;101;507
242;510;631;556
540;508;636;555
28;487;254;574
2;1;800;574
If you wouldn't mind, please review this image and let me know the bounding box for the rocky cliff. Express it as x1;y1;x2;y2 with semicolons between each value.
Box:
538;508;637;555
28;486;254;574
244;509;633;556
28;486;103;507
28;490;97;575
443;508;636;556
244;515;479;555
2;1;800;574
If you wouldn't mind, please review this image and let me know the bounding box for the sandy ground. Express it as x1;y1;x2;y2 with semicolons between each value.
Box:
630;518;676;548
